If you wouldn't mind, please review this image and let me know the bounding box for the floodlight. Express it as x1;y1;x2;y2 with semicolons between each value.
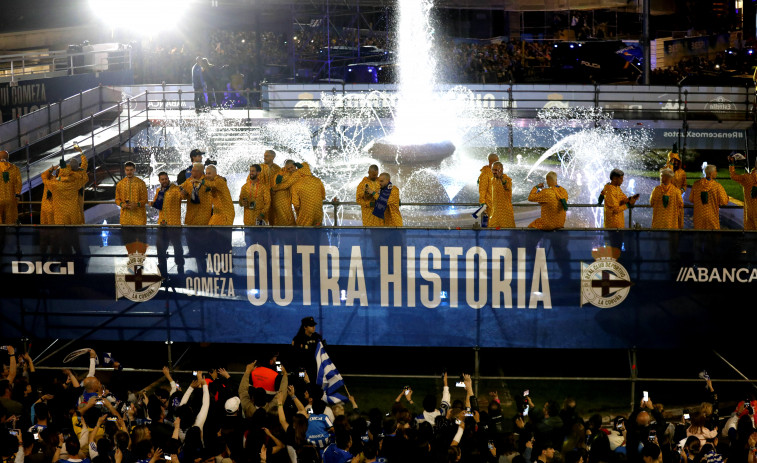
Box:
89;0;189;34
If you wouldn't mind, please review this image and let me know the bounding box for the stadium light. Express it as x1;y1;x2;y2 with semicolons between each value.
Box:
89;0;190;34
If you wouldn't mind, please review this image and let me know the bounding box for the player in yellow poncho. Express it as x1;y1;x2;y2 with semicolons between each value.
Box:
364;172;402;227
204;165;235;225
181;163;213;225
602;169;638;229
40;166;55;224
650;168;684;229
356;164;382;226
478;152;499;207
527;171;569;230
291;163;326;226
258;150;281;222
114;161;148;225
270;161;299;226
728;154;757;230
45;158;89;225
150;171;183;225
691;164;729;230
485;162;515;228
0;150;22;224
239;164;271;225
665;149;687;229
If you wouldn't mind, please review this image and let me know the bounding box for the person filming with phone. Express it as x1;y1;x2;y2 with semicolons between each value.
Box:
627;392;667;463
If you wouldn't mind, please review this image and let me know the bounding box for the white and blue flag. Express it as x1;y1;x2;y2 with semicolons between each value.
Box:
315;341;347;404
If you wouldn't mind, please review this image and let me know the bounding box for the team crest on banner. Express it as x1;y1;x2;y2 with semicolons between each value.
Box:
580;246;631;308
115;241;162;302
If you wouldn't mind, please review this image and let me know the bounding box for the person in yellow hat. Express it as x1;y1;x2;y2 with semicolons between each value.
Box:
650;168;683;229
728;154;757;230
291;163;326;226
485;162;515;228
239;164;271;226
356;165;382;226
690;164;728;230
47;158;90;225
603;169;638;228
478;153;499;221
0;150;22;224
115;161;148;225
205;164;235;225
527;171;569;230
269;160;300;226
665;149;686;228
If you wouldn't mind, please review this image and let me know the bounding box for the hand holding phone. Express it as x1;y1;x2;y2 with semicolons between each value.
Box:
642;391;649;402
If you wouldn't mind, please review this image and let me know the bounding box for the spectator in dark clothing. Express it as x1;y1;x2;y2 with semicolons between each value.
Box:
627;398;668;463
527;396;564;451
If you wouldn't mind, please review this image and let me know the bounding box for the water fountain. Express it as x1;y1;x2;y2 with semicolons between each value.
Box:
125;0;654;229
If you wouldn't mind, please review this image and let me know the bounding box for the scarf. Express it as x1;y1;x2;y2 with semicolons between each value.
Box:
190;179;204;204
372;183;393;219
153;185;169;210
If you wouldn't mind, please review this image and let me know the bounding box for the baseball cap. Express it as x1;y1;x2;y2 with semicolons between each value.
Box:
224;396;241;414
189;149;205;159
301;316;317;327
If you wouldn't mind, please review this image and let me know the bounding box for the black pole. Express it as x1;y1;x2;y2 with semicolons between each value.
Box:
642;0;651;85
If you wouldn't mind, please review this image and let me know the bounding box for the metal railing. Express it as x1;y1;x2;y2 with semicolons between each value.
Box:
9;199;749;230
0;47;132;82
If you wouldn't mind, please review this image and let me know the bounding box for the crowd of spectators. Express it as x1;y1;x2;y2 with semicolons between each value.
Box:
134;24;755;88
438;40;553;84
2;340;757;463
649;56;724;85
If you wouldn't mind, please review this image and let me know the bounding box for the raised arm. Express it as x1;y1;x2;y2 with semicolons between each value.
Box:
239;361;257;417
87;349;97;377
6;346;17;385
163;366;178;395
193;373;210;432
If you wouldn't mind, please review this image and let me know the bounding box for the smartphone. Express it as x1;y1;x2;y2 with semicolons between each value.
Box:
96;400;103;405
33;432;40;440
299;370;305;378
649;430;657;443
464;412;473;417
683;413;690;420
455;419;461;425
164;456;172;461
522;405;530;416
0;346;7;351
404;386;410;395
192;371;198;377
523;390;530;397
488;441;495;450
275;361;282;372
107;417;118;422
9;429;19;436
643;391;649;401
455;381;465;388
307;409;313;415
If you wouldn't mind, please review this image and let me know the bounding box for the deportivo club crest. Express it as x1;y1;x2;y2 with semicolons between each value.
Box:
115;242;162;302
580;246;631;308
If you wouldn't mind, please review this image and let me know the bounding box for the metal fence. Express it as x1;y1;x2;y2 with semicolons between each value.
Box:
0;47;132;83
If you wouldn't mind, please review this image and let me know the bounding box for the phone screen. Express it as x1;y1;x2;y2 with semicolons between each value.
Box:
276;361;282;372
488;441;494;449
455;381;465;388
643;391;649;401
522;405;530;416
192;371;198;377
523;390;530;397
683;413;690;420
299;372;305;378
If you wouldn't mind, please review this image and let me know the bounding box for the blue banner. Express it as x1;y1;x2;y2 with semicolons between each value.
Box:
0;226;755;349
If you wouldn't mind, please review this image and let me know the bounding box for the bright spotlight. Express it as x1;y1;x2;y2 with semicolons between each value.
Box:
89;0;189;34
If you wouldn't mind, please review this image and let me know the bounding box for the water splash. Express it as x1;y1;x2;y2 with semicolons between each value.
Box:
526;107;652;227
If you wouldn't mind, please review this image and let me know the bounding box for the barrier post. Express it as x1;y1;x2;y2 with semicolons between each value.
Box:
508;86;514;162
473;345;480;397
178;89;183;116
145;91;150;120
25;144;32;223
629;348;637;412
79;91;84;120
91;115;97;200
